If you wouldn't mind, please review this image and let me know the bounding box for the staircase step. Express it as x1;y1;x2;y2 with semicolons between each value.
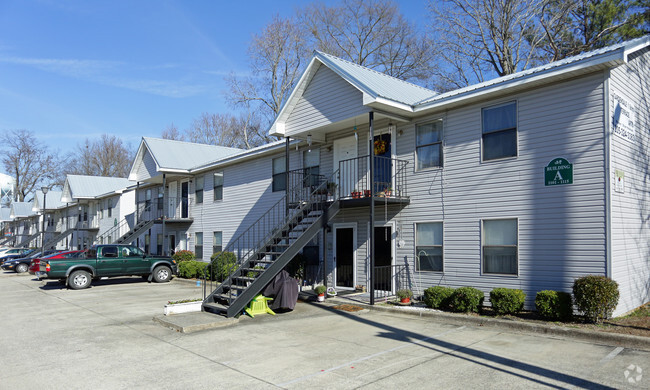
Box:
202;302;228;315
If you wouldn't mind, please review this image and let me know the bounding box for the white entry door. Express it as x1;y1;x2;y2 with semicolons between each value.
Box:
333;135;358;197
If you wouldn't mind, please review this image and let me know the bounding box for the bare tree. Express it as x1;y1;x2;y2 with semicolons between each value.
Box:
161;123;185;141
302;0;434;81
185;112;267;149
226;15;309;127
69;134;135;177
1;129;64;202
429;0;543;90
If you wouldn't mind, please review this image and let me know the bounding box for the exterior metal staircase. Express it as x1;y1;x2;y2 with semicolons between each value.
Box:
17;231;41;248
202;172;340;318
42;228;74;249
114;220;155;245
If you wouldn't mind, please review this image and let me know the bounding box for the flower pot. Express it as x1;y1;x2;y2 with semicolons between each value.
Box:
163;300;203;316
400;297;410;304
363;190;372;197
351;192;361;199
317;293;325;302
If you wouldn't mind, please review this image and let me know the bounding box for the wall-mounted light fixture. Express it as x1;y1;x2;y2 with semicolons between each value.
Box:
307;134;312;147
388;123;396;133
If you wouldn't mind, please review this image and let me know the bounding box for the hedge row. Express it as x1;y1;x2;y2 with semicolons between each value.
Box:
422;275;620;323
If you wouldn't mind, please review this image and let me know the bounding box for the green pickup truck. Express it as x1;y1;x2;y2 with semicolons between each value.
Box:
37;244;178;289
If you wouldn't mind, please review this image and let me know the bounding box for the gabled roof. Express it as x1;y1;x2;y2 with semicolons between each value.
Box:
61;175;134;203
10;202;34;219
270;51;437;135
32;190;64;211
270;35;650;136
129;137;244;181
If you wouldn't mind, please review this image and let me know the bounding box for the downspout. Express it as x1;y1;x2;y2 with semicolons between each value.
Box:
604;71;612;278
162;174;166;256
285;137;290;217
369;111;375;305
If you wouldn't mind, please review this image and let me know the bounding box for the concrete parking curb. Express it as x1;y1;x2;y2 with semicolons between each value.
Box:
324;297;650;352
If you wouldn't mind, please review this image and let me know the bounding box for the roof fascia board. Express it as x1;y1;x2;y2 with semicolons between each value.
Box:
415;50;625;113
190;140;301;174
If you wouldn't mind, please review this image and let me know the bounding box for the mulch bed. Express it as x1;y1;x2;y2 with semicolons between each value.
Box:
332;304;366;312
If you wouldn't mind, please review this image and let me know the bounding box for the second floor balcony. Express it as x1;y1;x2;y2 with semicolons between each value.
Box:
137;196;192;223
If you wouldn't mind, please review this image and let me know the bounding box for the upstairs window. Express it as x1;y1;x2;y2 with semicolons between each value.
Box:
107;198;113;218
213;172;224;201
195;175;204;204
272;157;286;192
482;101;517;161
416;121;443;169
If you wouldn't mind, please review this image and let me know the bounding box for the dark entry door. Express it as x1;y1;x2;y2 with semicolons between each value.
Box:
181;182;189;218
336;228;354;288
374;226;392;291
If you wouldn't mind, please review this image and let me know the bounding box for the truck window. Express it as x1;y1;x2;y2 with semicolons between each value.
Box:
122;247;141;257
102;246;119;258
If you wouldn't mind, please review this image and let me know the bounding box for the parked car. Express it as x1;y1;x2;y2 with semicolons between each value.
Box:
29;250;86;275
1;250;63;273
37;244;177;289
0;248;34;264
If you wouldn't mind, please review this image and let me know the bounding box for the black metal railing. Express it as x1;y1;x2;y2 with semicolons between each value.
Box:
137;196;192;222
96;219;131;244
338;155;408;199
372;265;411;300
202;169;340;304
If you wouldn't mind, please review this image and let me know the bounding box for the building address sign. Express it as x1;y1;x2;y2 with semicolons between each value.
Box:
545;158;573;186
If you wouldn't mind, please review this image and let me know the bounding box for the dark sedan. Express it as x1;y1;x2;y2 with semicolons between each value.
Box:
1;250;63;273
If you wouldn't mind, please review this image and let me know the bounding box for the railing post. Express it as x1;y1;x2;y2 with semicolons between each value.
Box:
369;111;375;305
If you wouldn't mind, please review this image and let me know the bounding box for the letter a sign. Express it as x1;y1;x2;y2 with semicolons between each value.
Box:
545;158;573;186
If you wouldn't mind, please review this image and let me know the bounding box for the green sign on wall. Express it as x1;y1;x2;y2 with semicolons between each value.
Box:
545;158;573;186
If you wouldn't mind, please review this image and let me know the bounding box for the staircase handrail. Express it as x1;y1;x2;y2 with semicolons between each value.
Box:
95;218;131;244
202;169;340;299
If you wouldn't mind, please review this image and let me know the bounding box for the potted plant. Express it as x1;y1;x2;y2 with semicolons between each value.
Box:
326;286;337;297
351;189;362;199
314;285;327;302
363;189;372;198
384;187;393;197
396;289;413;304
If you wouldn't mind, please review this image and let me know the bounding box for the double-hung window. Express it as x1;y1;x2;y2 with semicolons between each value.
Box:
213;231;222;254
303;149;320;187
195;175;204;204
272;157;286;192
195;232;203;259
107;198;113;218
482;219;518;275
416;121;443;169
416;222;443;272
213;172;223;201
482;101;517;161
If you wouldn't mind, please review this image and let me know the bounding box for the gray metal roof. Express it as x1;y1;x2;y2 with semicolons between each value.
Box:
33;190;64;211
315;51;437;106
142;137;243;171
10;202;34;218
0;207;11;222
62;175;134;202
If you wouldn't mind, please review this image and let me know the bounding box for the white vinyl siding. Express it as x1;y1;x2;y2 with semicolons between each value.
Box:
608;46;650;315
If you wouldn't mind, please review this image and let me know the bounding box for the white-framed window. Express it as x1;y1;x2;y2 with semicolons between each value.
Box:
107;198;113;218
195;175;204;204
303;149;320;187
272;157;286;192
482;101;517;161
195;232;203;259
213;231;222;254
416;121;443;169
416;222;443;272
213;172;223;201
482;218;518;275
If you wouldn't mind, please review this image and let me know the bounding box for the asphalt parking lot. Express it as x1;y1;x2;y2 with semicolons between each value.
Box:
1;271;648;389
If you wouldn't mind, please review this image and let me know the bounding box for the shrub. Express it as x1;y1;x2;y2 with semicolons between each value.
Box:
573;275;619;323
314;285;327;295
449;287;484;313
535;290;573;321
209;251;237;282
490;288;525;315
172;250;195;263
177;260;206;279
423;286;455;310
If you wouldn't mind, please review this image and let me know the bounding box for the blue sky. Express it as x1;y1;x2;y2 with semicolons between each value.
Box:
0;0;428;163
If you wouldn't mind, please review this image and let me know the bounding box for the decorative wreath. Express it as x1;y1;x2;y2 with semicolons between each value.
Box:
374;139;387;155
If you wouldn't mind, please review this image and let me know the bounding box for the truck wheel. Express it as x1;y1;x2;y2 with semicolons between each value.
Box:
152;266;172;283
69;270;92;289
15;263;28;273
